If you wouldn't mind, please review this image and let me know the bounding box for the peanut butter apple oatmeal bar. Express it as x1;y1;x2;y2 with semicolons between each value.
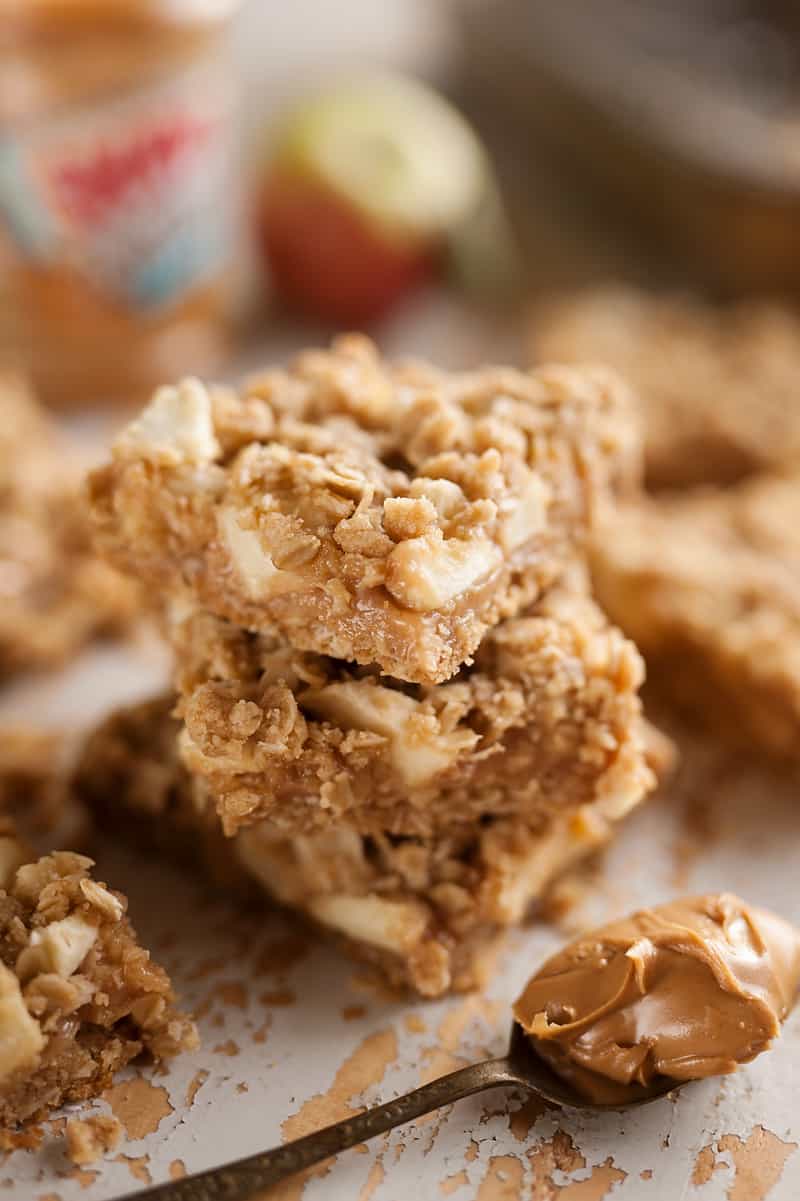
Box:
89;335;639;684
530;288;800;490
591;471;800;759
0;373;139;676
0;821;196;1127
75;697;663;997
168;574;655;837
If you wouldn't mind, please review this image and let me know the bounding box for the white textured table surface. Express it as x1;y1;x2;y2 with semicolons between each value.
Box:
3;302;799;1201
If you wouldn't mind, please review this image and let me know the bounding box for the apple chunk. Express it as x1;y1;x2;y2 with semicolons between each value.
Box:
258;75;489;323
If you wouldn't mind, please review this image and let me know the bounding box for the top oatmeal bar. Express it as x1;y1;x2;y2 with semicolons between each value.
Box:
530;288;800;490
89;336;639;684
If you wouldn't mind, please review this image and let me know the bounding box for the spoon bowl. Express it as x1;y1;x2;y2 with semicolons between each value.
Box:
505;1021;680;1110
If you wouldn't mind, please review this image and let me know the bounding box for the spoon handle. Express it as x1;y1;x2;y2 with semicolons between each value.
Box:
127;1056;518;1200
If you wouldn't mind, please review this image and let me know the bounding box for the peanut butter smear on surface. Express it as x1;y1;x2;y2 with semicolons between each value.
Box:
514;894;800;1104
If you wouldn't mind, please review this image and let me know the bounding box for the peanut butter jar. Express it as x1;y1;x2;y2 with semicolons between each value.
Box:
0;0;241;408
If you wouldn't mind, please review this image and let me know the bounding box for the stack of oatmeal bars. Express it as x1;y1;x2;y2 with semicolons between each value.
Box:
82;335;663;996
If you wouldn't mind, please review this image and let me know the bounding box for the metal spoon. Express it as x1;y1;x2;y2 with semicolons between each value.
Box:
124;1023;677;1200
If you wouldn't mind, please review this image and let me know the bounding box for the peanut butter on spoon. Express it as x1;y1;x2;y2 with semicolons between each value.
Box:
514;893;800;1105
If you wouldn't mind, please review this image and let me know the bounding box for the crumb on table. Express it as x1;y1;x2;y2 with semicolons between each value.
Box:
66;1114;123;1166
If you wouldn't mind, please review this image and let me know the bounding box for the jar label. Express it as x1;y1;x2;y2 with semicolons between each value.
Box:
0;59;236;311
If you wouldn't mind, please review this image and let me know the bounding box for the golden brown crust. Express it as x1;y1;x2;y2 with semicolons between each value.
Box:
169;577;655;838
530;288;800;489
591;472;800;758
0;374;140;677
89;336;640;683
74;695;655;998
0;836;196;1128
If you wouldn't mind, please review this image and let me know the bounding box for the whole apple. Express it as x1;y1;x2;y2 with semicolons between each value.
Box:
259;75;490;325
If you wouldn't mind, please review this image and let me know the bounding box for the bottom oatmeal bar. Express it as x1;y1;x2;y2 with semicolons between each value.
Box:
0;822;197;1127
591;472;800;759
75;697;663;997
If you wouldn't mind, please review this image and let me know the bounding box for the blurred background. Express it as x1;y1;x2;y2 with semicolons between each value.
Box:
3;0;800;410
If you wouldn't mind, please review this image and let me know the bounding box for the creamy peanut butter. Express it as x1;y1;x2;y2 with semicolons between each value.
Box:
514;894;800;1104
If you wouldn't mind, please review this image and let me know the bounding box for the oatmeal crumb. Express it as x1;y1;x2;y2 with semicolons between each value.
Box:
66;1116;123;1166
